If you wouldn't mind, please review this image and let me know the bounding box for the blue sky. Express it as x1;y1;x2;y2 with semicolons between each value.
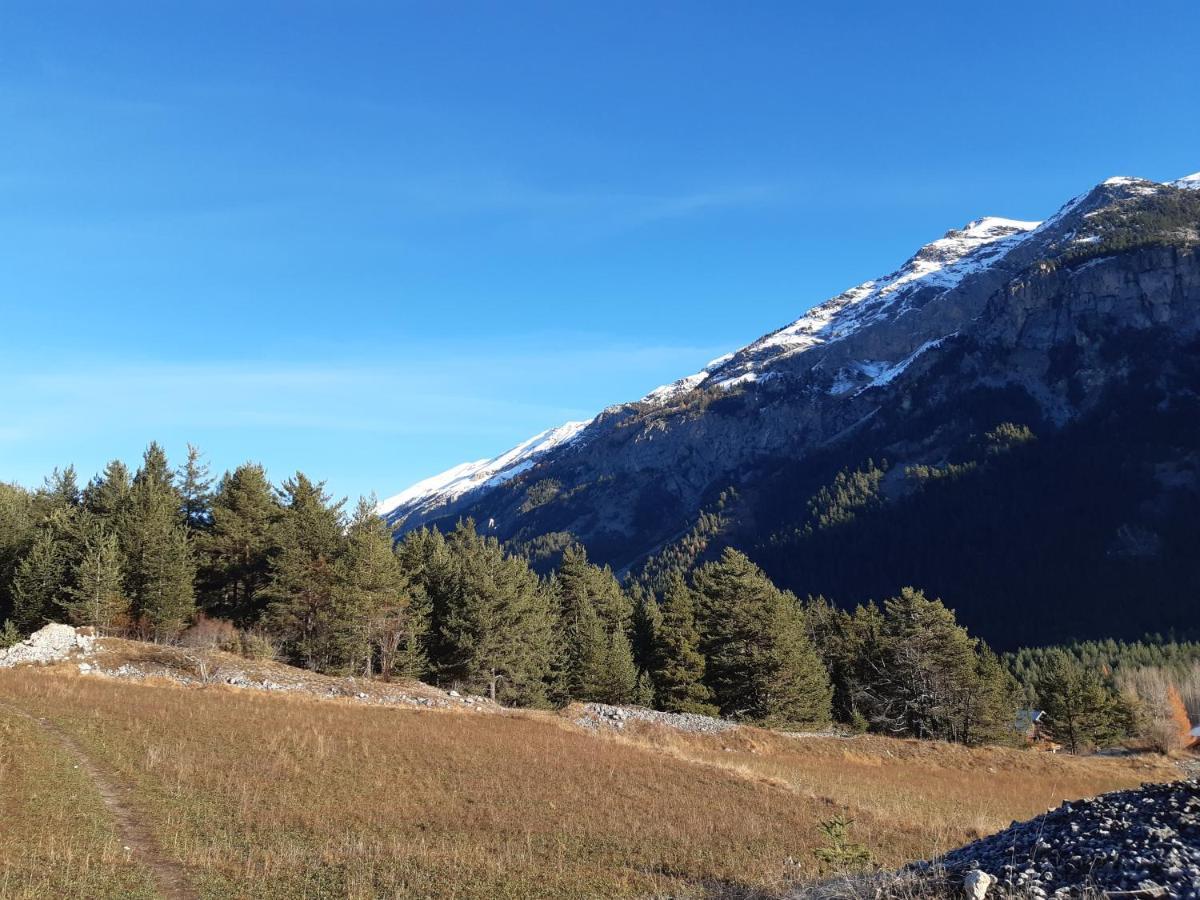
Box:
2;1;1199;503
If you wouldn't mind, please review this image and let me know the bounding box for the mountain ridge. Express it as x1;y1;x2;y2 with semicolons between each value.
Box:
381;171;1197;531
378;171;1200;647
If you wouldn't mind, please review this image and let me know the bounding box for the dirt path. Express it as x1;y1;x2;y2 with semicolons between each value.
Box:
0;701;197;900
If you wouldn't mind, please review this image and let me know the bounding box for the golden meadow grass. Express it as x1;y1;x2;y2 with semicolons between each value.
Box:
0;701;158;899
0;669;1179;899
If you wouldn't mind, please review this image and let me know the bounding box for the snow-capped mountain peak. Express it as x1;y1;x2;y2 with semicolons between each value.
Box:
652;214;1041;394
376;420;590;523
635;217;1041;403
381;213;1039;524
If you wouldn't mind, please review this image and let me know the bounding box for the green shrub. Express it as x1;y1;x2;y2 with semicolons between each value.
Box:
812;815;873;874
0;619;22;649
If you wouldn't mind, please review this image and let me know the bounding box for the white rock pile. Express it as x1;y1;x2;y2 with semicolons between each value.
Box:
925;778;1200;898
0;623;94;668
576;702;736;734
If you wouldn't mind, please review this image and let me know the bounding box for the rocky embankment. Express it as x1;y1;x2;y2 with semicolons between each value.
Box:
0;623;493;712
928;779;1200;898
575;702;736;734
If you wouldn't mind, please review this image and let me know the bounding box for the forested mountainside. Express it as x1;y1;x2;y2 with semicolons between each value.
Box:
382;174;1200;649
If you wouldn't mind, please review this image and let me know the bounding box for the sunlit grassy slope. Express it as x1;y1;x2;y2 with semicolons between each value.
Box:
0;667;1177;899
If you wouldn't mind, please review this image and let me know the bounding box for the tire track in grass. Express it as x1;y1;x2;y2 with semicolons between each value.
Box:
0;701;197;900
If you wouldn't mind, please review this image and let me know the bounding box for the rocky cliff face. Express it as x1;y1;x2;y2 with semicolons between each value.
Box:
973;243;1200;420
381;174;1200;645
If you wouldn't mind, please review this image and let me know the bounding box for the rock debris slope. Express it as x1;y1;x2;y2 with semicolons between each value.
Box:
928;779;1200;898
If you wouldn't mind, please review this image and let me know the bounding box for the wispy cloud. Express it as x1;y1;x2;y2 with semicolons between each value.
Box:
0;339;726;498
376;174;791;232
0;339;723;444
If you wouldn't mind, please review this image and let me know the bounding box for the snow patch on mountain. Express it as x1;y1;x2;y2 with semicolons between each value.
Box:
376;420;591;521
669;215;1039;393
1100;176;1163;195
640;351;740;403
714;371;760;390
642;372;707;404
855;333;957;395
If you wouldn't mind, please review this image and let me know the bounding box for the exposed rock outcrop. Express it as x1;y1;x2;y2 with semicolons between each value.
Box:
0;623;94;668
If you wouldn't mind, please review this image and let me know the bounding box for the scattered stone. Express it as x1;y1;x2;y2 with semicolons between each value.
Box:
964;868;995;899
575;702;736;735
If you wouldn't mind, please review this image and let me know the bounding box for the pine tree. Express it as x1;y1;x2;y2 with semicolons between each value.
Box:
59;524;127;630
266;550;342;671
693;548;831;727
136;443;175;495
264;473;347;670
41;466;82;510
633;668;656;707
653;574;716;715
274;473;344;559
803;595;867;725
10;522;68;631
630;582;663;707
177;444;214;532
597;626;639;705
394;526;447;674
0;619;20;649
1036;650;1132;753
760;588;835;728
338;496;425;679
851;588;1016;744
436;520;555;706
554;570;611;700
0;483;37;627
12;472;87;629
629;581;662;674
142;527;195;637
82;460;132;522
864;588;978;739
122;444;195;639
198;464;280;621
592;563;634;638
558;545;634;636
554;545;637;703
956;646;1022;747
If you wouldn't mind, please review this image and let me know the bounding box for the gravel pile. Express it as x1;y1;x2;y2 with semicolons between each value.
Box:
576;702;736;734
0;624;94;668
926;778;1200;898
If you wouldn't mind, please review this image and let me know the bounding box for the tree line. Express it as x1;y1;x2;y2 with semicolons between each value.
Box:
0;444;1157;748
1007;638;1200;754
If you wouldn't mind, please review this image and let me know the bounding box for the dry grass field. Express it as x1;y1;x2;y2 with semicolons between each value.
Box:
0;666;1179;899
0;701;158;899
